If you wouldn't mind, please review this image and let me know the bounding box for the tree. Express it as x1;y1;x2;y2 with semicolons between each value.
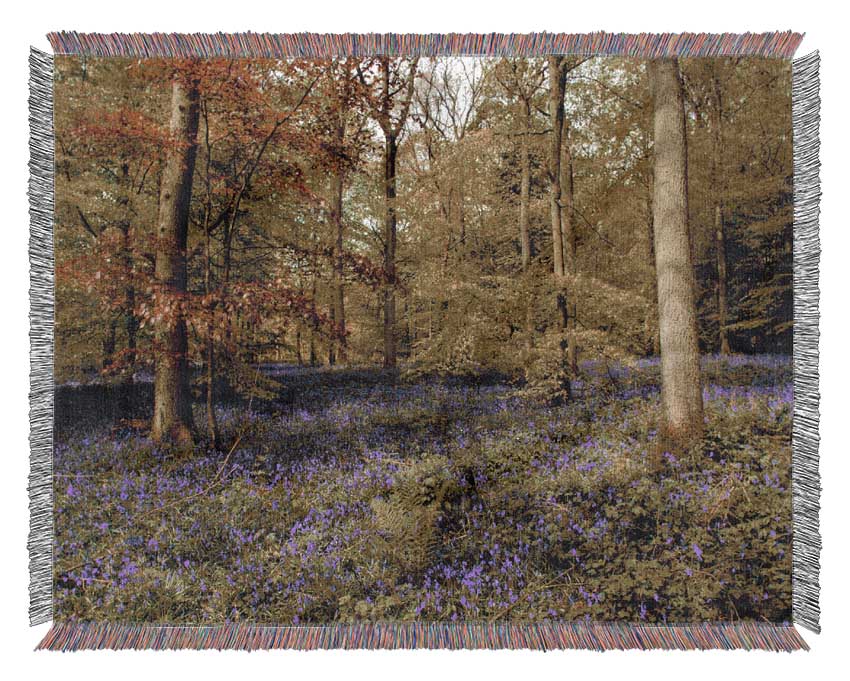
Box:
546;56;587;392
151;70;201;446
312;59;370;366
710;65;731;354
649;58;704;446
53;55;792;433
359;57;419;368
494;59;545;271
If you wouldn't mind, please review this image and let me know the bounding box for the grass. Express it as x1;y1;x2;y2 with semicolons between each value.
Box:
53;354;793;624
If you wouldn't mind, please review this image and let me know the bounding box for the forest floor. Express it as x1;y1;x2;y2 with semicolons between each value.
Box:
53;355;793;624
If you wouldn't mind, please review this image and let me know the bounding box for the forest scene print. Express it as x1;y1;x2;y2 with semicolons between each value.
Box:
53;54;794;625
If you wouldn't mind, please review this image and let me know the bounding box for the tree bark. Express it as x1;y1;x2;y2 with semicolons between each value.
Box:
151;74;200;447
102;317;117;372
519;99;532;270
711;71;731;355
518;98;535;355
560;120;578;374
547;57;571;397
124;285;137;383
203;221;220;449
649;58;704;447
331;147;347;365
547;57;567;281
382;132;398;368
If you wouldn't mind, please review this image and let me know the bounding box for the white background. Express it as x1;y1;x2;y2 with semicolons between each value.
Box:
2;2;847;678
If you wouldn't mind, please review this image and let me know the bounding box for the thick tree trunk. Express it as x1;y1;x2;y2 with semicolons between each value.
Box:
151;75;200;447
382;134;398;368
649;58;704;447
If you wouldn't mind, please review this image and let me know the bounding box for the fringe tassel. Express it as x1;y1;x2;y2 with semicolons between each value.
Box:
37;622;809;652
790;51;821;634
28;48;55;627
46;31;804;59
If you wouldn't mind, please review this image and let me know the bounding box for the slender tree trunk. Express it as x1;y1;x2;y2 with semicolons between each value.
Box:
560;121;578;374
331;153;347;365
519;121;531;267
644;192;661;356
151;75;200;447
382;133;398;368
547;57;571;397
369;57;416;368
518;102;535;355
102;318;117;371
295;325;303;365
203;222;220;448
649;58;704;447
711;72;731;355
547;58;566;280
118;221;137;385
328;306;336;366
715;204;730;354
124;286;137;383
310;275;318;367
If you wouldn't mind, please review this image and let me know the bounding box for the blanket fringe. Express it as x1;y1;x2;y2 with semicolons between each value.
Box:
37;622;808;652
46;31;804;58
28;47;55;627
30;34;818;647
790;51;821;634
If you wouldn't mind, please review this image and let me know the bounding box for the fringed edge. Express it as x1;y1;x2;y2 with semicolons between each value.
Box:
46;31;804;59
37;622;809;652
28;47;55;627
791;51;821;633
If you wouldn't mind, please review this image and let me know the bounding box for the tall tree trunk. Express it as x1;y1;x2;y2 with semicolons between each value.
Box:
203;221;220;448
560;121;578;374
519;119;531;268
331;152;347;365
151;74;200;447
519;101;534;354
547;57;571;397
382;133;398;368
715;204;730;354
547;58;566;280
370;56;417;368
712;71;731;355
649;58;704;447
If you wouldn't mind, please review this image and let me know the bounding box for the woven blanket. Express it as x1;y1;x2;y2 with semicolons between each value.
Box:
29;31;820;651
